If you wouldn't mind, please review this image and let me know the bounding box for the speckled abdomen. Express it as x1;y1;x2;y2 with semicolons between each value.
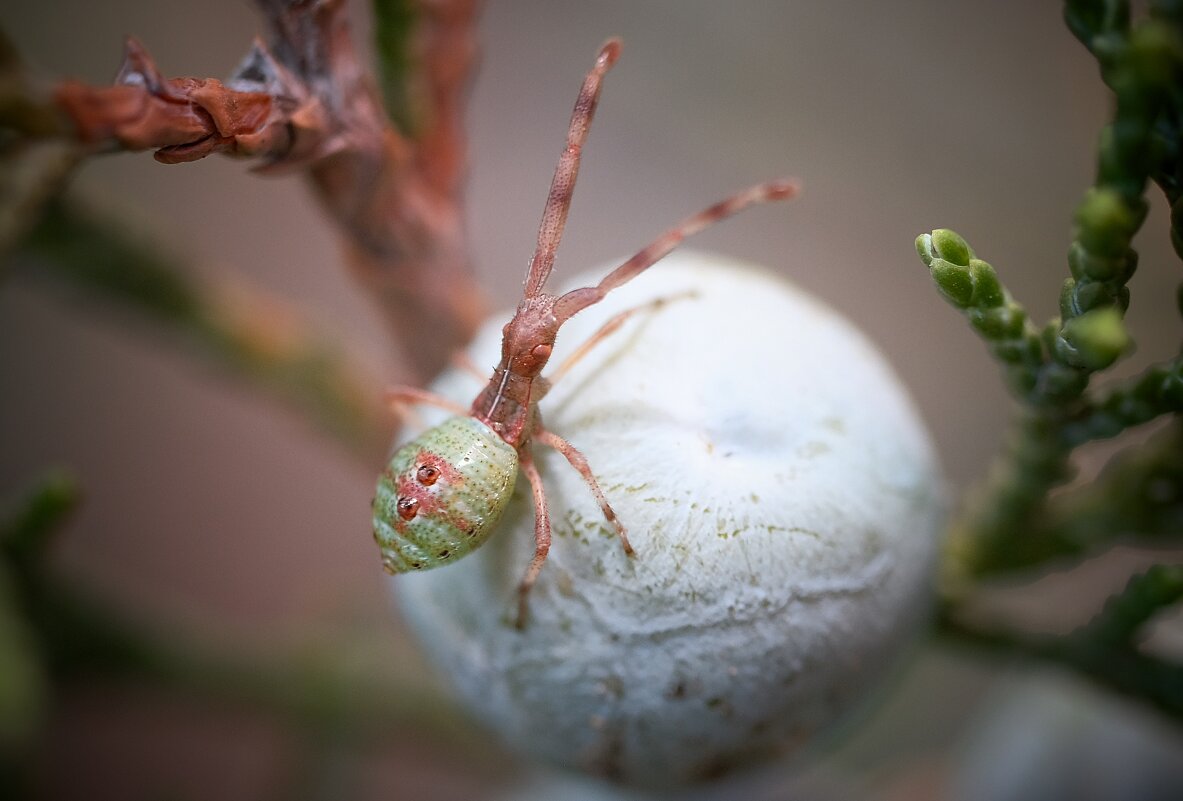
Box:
373;415;519;572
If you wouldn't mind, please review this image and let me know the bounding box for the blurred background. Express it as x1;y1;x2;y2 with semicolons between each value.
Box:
1;1;1181;799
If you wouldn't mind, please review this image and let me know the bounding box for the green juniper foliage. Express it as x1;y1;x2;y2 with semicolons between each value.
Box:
372;0;417;133
922;0;1183;719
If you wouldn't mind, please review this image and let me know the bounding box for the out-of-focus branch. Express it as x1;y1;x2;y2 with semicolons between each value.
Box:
18;199;391;466
0;29;84;264
0;473;70;760
938;565;1183;721
0;29;59;140
0;473;508;780
0;142;81;267
40;0;486;380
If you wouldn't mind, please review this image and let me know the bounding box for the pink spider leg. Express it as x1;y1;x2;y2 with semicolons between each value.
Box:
552;179;799;322
384;387;470;429
533;427;634;557
523;39;621;299
546;291;697;385
516;447;552;629
450;350;488;382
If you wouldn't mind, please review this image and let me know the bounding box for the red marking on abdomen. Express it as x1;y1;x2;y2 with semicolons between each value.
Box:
392;449;474;536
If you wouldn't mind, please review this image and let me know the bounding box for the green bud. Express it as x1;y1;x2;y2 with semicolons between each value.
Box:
1133;365;1169;402
1;472;79;570
915;233;935;267
929;229;973;267
991;338;1030;364
1114;248;1138;284
0;568;47;749
1115;395;1156;426
999;305;1027;338
1020;335;1044;364
1066;242;1088;280
1060;278;1079;318
1087;411;1125;440
1004;364;1037;397
1076;280;1121;315
1066;241;1136;281
1039;362;1089;402
968;259;1004;307
971;305;1026;340
968;309;995;338
1161;371;1183;409
1091;32;1125;72
1063;5;1098;48
1052;339;1078;369
930;259;974;307
1042;318;1061;353
1060;307;1131;371
1095;126;1135;194
1076;188;1138;257
1126;21;1181;90
1114;286;1130;313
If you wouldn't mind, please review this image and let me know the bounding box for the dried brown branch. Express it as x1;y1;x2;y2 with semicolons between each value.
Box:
55;37;279;162
46;0;485;380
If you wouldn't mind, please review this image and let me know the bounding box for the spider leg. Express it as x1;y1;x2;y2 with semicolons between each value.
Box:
450;350;489;382
553;179;799;322
515;447;552;629
384;386;469;429
523;39;621;298
547;291;696;385
534;427;634;557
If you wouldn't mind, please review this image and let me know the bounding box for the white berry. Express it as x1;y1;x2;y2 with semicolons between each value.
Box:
393;251;945;789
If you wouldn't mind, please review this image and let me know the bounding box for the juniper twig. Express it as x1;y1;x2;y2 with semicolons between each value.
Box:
939;565;1183;720
0;472;504;777
16;199;391;465
918;1;1183;584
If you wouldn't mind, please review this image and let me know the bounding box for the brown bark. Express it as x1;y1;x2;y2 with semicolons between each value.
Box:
51;0;485;380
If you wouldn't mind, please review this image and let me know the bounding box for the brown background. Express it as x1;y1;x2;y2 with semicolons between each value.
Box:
2;1;1181;799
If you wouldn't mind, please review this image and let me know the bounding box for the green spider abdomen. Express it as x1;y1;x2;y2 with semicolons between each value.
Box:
373;415;519;572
